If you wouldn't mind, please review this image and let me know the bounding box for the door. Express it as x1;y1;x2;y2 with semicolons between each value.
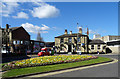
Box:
68;45;71;52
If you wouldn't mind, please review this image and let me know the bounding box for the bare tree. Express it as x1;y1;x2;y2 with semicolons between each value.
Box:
36;31;44;42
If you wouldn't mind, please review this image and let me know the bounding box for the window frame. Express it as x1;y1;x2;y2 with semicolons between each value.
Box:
98;45;100;49
91;45;94;50
77;37;81;43
68;37;72;43
60;38;64;43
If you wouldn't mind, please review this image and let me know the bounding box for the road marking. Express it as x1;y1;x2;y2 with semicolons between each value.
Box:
27;58;118;78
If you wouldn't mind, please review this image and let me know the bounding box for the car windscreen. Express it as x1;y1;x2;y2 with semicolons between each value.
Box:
41;50;45;52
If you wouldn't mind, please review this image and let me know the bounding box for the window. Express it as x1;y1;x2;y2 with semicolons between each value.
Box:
77;45;81;51
17;41;20;44
25;41;29;45
68;38;72;43
40;43;44;46
21;41;23;44
103;46;106;49
91;45;94;50
98;45;100;49
77;37;81;42
60;38;64;43
13;41;16;44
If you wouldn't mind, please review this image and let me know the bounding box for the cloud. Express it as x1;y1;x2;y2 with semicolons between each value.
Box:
31;3;60;18
41;24;50;30
1;2;19;17
1;1;60;19
21;23;50;34
89;29;99;34
2;0;42;2
13;12;29;19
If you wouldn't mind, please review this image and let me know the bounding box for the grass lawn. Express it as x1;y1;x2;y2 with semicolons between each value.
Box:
2;57;112;78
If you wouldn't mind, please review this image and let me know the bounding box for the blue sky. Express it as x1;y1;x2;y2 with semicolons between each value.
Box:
1;2;118;42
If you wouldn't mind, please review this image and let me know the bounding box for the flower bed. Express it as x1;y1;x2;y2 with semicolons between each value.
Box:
2;55;98;71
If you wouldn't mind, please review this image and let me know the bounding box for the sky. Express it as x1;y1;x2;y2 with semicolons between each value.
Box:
1;1;118;42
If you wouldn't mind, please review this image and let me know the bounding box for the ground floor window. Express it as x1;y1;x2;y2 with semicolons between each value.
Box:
77;44;81;51
91;45;94;50
98;45;100;49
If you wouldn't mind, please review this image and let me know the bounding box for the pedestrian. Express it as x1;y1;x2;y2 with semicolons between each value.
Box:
97;51;99;54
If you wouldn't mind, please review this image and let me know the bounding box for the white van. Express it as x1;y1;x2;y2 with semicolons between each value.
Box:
1;46;11;53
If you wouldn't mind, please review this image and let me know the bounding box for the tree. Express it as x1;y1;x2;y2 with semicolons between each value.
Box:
36;31;44;42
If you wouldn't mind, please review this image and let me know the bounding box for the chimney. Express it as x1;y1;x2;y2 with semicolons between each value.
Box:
79;27;82;34
64;29;68;34
70;31;72;34
6;24;9;29
87;28;89;36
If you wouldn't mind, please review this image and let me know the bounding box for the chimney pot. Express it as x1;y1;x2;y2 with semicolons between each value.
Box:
6;24;9;29
70;31;72;34
64;29;68;34
79;27;82;34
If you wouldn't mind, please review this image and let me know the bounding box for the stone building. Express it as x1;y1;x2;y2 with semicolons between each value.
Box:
0;24;30;53
55;28;89;53
88;39;106;53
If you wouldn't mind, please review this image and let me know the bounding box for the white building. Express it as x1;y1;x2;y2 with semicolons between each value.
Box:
101;35;120;54
93;34;101;39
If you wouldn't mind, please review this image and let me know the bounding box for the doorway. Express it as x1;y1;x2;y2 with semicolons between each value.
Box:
68;45;71;52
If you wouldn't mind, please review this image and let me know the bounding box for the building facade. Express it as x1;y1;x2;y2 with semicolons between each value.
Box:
1;24;30;53
55;28;89;53
1;24;45;54
101;35;120;42
88;39;106;53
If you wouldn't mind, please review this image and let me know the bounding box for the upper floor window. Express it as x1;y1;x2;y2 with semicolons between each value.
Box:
77;37;81;42
68;37;72;43
98;45;100;49
91;45;94;50
60;38;64;43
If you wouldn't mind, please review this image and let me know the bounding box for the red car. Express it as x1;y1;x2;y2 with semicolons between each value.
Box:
38;48;50;56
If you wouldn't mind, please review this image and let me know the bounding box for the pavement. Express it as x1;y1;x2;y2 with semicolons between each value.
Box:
16;54;119;79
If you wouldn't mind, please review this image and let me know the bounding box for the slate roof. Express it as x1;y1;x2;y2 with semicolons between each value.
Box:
55;33;87;38
89;39;106;44
1;27;21;31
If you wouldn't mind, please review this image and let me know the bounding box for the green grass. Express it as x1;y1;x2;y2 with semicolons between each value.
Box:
2;57;112;78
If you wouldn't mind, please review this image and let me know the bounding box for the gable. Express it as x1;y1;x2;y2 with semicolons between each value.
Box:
12;27;30;40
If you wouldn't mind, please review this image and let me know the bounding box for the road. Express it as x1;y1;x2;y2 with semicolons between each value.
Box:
18;54;119;79
44;55;118;77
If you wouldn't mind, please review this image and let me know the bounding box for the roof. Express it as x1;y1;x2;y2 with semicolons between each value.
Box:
1;27;21;31
89;39;106;44
55;33;88;38
1;26;30;36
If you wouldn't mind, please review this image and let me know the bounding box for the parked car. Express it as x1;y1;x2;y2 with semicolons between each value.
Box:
38;48;50;56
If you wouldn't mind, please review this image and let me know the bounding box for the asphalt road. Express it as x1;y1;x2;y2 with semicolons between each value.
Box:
18;54;119;79
43;55;118;77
